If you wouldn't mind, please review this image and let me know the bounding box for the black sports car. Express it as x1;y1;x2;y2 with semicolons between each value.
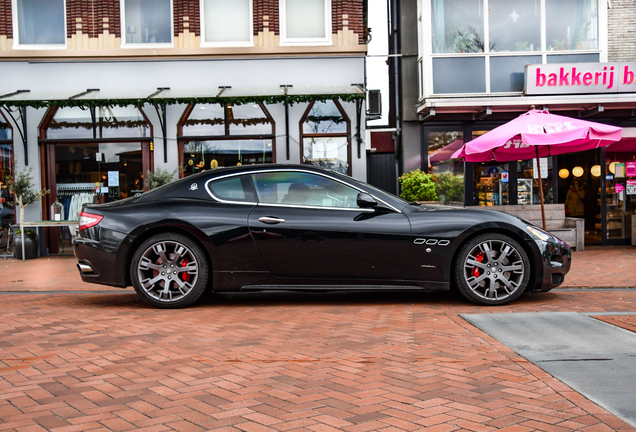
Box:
74;164;571;308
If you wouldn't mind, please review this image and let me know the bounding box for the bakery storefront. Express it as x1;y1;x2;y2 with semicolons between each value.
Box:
420;63;636;246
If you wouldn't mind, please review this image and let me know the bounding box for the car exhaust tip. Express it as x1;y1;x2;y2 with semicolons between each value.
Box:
77;262;95;275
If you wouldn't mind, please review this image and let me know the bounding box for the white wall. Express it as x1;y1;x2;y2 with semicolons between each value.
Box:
0;57;365;94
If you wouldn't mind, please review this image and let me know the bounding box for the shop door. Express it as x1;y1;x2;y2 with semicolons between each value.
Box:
603;139;636;245
557;150;600;246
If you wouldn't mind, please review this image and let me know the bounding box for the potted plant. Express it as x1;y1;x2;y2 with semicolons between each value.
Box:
144;168;177;190
552;39;566;50
4;167;50;259
433;172;464;205
398;169;438;202
12;228;39;260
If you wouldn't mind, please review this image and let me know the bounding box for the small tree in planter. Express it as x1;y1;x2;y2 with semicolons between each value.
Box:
145;168;177;190
4;167;50;259
398;169;438;202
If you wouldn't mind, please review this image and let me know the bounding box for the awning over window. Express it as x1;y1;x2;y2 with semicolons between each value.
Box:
0;85;365;108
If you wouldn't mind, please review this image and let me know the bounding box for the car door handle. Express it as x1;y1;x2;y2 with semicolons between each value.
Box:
259;216;286;224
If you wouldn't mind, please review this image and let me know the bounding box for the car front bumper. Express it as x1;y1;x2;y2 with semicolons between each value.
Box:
531;237;572;292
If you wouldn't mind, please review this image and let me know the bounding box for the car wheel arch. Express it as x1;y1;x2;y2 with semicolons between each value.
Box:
122;225;213;289
449;226;539;294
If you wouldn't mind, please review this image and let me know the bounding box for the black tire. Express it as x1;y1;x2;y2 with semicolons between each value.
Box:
454;233;530;306
130;233;209;308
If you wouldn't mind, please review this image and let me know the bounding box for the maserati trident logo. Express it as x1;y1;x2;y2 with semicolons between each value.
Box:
189;183;198;191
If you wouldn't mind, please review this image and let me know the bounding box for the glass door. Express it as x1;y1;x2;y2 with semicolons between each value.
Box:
604;139;636;244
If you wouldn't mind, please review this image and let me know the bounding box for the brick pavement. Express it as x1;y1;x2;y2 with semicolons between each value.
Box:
1;249;636;431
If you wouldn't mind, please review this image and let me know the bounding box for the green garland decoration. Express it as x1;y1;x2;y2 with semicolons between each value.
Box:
0;93;365;109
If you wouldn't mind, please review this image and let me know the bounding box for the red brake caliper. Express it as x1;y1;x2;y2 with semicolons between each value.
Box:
180;259;190;282
472;252;484;278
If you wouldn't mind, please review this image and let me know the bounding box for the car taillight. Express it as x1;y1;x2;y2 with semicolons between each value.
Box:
79;212;104;231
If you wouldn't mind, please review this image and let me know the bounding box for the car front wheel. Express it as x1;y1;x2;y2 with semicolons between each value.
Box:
454;233;530;305
130;233;209;308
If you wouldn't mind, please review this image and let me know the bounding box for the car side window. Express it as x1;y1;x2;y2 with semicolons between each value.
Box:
252;172;360;208
207;175;255;202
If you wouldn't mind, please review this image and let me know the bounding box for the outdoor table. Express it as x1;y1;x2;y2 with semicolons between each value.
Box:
12;221;78;261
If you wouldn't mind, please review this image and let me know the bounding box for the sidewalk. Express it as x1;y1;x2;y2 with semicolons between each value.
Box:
2;245;635;291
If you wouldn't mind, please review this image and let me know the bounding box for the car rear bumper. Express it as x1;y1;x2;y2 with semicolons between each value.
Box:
73;233;129;288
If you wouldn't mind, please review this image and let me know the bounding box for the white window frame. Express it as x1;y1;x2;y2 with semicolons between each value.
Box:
420;0;608;99
199;0;254;47
11;0;67;50
279;0;332;46
120;0;174;49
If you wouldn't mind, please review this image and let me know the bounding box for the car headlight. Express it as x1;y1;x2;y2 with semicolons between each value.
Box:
526;225;553;242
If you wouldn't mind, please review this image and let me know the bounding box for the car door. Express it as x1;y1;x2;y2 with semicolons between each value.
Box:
247;170;415;281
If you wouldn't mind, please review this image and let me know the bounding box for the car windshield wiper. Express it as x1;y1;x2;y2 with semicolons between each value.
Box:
408;201;422;206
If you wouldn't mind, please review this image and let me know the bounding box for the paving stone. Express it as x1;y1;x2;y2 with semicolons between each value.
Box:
1;256;636;430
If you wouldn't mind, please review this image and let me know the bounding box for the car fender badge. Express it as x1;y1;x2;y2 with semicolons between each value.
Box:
189;183;198;191
413;238;450;246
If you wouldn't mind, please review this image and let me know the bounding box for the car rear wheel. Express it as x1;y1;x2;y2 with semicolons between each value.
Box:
130;233;208;308
454;233;530;305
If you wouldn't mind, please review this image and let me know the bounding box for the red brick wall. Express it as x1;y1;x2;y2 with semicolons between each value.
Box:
333;0;365;44
254;0;280;35
174;0;200;36
0;0;12;38
65;0;120;39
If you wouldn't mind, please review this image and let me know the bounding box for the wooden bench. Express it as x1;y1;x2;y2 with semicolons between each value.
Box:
469;204;584;251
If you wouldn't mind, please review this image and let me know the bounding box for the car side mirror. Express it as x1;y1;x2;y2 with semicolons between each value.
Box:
356;192;377;208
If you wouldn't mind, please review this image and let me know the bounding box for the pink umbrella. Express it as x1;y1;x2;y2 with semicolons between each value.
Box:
451;109;623;229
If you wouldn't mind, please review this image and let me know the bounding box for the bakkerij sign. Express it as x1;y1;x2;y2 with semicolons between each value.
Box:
525;63;636;95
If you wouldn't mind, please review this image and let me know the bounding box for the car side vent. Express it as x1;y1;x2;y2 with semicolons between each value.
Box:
367;89;382;119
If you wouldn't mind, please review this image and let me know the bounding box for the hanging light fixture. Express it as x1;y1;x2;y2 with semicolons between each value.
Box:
609;161;617;174
591;165;601;177
558;168;569;178
572;166;584;177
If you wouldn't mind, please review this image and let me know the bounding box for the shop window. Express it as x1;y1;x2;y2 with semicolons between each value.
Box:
518;158;553;205
474;162;510;206
603;139;636;242
47;106;150;140
427;131;465;205
301;100;350;175
13;0;66;47
201;0;253;46
280;0;331;45
180;103;275;176
121;0;173;46
54;142;145;202
0;114;14;256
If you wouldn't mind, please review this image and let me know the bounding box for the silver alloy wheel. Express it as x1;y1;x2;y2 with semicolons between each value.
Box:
461;238;526;302
136;240;199;303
